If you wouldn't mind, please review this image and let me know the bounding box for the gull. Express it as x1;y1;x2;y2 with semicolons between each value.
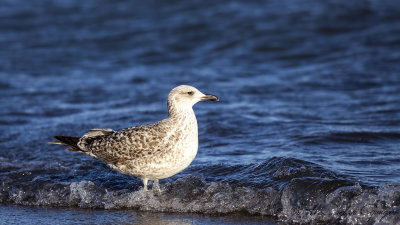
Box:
50;85;219;192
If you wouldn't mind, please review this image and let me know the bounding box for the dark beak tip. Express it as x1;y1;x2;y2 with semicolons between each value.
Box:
202;94;219;102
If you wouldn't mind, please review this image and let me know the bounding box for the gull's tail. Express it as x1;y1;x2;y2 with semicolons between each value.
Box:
49;136;82;152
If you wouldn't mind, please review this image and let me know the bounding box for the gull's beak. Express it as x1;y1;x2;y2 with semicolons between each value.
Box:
200;94;219;101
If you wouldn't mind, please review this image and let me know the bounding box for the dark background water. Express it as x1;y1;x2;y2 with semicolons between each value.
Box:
1;0;400;224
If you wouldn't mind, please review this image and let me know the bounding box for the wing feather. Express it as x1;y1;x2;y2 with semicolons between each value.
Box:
86;123;169;164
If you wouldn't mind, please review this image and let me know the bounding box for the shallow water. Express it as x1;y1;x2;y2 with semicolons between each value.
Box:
1;0;400;224
0;205;275;225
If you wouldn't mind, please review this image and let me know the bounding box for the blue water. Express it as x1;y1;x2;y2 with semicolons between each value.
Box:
0;205;275;225
1;0;400;224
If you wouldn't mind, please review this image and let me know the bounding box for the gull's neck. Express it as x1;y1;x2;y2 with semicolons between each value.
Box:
167;100;196;121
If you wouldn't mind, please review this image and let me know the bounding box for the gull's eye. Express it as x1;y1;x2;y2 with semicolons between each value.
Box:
187;91;194;96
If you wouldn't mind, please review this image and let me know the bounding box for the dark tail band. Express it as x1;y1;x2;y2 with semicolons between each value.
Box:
52;136;82;152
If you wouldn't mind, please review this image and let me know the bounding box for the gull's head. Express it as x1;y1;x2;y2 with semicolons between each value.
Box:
168;85;219;108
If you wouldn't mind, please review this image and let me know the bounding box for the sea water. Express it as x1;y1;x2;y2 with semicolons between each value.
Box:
1;0;400;224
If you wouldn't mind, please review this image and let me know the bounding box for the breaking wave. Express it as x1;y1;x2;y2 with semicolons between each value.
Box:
1;157;399;224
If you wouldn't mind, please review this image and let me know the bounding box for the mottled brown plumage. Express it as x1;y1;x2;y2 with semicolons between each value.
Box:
51;85;219;192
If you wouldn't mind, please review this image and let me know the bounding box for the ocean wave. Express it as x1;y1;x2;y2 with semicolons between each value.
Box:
1;157;399;224
298;131;400;145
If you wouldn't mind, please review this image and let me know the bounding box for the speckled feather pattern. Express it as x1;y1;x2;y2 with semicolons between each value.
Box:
78;113;198;179
72;85;217;182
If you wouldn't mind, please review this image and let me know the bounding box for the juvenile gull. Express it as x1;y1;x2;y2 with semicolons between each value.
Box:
50;85;219;192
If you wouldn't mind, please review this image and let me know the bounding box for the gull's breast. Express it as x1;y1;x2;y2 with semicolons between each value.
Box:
153;117;199;179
